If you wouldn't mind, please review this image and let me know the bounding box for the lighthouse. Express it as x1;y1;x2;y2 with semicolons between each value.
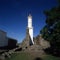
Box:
27;14;34;45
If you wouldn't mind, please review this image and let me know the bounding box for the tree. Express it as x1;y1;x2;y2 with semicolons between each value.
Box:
40;0;60;56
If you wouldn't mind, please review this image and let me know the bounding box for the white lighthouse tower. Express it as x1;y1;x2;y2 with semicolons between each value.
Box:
27;14;34;45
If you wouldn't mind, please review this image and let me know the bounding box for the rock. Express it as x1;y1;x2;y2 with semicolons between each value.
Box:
34;34;50;49
19;28;50;54
0;55;5;60
4;52;11;58
21;28;32;48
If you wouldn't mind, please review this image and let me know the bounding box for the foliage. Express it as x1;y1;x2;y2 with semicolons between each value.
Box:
40;0;60;56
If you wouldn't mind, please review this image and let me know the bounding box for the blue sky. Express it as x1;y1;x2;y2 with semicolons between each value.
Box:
0;0;57;42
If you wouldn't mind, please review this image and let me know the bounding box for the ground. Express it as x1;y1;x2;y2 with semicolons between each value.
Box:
6;51;60;60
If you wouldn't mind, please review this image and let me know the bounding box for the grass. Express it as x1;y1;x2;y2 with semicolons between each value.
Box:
6;52;60;60
6;52;33;60
42;55;60;60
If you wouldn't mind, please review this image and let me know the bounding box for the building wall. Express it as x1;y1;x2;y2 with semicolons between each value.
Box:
8;38;17;49
0;30;8;47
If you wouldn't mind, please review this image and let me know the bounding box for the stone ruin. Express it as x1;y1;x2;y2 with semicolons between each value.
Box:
20;27;50;52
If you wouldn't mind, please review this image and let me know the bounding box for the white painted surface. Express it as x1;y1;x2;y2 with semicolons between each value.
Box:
29;28;34;44
28;14;32;28
28;14;34;44
0;30;8;47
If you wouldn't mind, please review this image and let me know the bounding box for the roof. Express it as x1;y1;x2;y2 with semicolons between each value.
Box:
28;14;32;18
0;30;6;33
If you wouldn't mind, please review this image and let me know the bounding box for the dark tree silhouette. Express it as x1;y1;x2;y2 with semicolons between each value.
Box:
40;0;60;56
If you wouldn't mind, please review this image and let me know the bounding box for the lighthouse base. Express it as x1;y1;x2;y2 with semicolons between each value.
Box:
21;28;34;48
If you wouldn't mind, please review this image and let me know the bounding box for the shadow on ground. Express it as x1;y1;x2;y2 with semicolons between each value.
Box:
34;57;42;60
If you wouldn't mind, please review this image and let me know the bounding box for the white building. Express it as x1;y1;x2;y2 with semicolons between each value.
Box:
27;14;34;45
0;30;8;47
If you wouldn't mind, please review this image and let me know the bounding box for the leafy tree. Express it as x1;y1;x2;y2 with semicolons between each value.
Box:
40;0;60;56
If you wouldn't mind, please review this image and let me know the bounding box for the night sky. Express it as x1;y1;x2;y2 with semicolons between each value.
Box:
0;0;57;42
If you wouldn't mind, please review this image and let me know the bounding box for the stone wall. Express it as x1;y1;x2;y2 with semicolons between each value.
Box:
21;27;50;50
34;34;50;49
21;28;30;48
